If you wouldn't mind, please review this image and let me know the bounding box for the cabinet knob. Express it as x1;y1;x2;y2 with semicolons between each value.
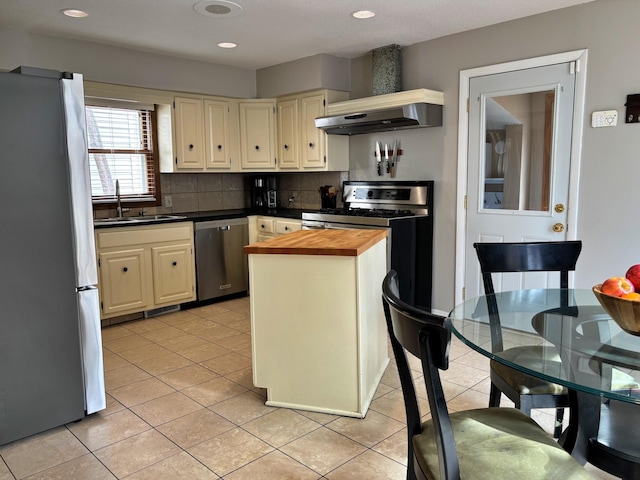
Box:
189;144;194;150
255;145;260;150
217;145;222;150
285;226;290;231
284;144;289;150
123;267;128;272
261;224;265;228
172;261;177;266
309;142;314;148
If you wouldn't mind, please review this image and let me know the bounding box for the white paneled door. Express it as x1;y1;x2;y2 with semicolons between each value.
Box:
464;62;577;298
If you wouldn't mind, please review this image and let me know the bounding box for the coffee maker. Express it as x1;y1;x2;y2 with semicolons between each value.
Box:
250;175;277;209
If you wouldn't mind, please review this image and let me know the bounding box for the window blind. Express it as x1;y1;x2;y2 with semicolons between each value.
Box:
86;105;157;202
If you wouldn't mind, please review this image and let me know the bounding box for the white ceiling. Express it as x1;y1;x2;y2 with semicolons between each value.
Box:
0;0;595;70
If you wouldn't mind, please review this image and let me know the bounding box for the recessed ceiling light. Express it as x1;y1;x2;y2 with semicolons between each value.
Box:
61;8;89;18
351;10;376;19
194;0;243;18
217;42;237;49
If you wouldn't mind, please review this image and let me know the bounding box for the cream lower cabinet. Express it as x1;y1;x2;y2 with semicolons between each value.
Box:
276;89;349;171
251;216;301;244
95;222;196;319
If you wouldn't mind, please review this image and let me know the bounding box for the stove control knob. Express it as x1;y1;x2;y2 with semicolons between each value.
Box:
367;190;373;198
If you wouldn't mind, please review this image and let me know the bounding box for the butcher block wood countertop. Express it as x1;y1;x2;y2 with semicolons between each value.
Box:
243;229;388;257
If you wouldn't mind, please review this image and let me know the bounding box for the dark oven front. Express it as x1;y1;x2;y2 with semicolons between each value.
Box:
301;216;432;311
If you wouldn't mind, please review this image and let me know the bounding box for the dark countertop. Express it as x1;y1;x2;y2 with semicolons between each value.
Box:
184;208;308;221
94;208;311;229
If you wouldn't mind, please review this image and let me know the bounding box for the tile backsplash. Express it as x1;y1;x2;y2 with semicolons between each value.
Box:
94;171;349;218
276;171;348;210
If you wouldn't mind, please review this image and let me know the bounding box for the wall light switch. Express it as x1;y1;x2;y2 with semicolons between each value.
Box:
591;110;618;128
165;195;173;208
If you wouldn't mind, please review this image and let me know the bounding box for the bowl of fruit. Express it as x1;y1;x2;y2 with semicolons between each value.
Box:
593;264;640;336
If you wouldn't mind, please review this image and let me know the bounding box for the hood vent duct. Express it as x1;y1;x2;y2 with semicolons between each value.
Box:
315;88;444;135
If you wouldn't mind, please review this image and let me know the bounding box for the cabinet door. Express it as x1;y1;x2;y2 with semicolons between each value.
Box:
277;98;299;169
151;243;195;305
300;93;327;169
174;97;204;169
98;249;148;316
276;219;301;235
204;99;231;169
239;101;276;170
256;217;275;234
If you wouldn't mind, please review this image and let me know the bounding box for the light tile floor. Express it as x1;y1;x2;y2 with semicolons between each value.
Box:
0;296;616;479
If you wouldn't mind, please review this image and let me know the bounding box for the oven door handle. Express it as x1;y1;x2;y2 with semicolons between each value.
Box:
301;223;326;230
325;222;387;231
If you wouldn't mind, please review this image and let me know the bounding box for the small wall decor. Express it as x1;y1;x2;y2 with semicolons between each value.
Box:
625;94;640;123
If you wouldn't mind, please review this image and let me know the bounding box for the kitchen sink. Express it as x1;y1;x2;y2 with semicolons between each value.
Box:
134;214;187;221
94;214;187;226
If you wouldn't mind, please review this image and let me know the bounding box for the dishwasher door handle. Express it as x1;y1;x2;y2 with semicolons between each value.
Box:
218;225;230;231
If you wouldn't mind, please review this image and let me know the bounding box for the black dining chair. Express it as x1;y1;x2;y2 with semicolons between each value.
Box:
473;241;582;438
381;270;594;480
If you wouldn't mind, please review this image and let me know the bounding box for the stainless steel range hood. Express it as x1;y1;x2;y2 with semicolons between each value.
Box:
315;88;444;135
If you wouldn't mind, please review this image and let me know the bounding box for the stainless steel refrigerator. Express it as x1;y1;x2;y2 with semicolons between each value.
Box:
0;67;106;446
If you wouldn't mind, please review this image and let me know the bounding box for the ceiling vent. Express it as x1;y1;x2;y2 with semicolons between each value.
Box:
193;0;242;18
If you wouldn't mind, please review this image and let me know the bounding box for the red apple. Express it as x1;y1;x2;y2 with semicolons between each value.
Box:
601;276;635;297
626;264;640;291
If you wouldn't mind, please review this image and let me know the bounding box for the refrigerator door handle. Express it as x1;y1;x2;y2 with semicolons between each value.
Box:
61;74;98;288
77;287;106;414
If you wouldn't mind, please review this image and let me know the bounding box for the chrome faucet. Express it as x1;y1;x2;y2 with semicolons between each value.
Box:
115;180;123;218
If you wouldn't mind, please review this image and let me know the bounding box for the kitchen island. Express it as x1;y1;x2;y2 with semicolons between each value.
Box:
244;229;389;418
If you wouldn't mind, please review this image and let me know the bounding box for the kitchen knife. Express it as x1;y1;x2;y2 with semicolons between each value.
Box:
385;143;390;173
375;141;382;176
390;140;398;178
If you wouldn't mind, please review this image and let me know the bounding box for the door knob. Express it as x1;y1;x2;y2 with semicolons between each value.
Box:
553;223;565;233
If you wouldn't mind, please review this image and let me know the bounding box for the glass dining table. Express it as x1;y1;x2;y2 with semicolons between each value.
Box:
448;288;640;476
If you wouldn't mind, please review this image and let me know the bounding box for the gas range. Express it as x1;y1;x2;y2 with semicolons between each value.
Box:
302;181;432;227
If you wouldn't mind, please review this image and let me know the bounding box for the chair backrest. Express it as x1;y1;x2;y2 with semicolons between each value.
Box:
474;241;582;295
382;270;460;480
474;241;582;351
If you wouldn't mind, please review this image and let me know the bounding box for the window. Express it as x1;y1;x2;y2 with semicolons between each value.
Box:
86;104;160;205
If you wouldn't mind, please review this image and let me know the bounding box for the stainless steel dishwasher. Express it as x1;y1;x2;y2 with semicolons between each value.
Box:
194;217;249;301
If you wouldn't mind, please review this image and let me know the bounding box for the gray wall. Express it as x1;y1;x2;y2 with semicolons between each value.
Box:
257;54;350;98
0;28;256;97
347;0;640;313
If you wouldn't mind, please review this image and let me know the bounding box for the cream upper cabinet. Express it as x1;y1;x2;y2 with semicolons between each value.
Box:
203;98;235;170
239;99;277;170
174;96;205;169
276;89;349;171
300;93;326;168
172;96;239;172
277;98;299;169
